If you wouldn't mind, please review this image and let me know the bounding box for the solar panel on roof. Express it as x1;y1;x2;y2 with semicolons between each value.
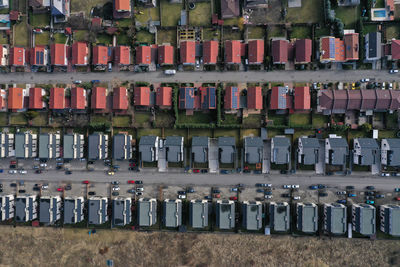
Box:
40;52;44;65
232;87;238;109
209;87;216;108
36;51;40;64
329;38;335;59
278;87;287;109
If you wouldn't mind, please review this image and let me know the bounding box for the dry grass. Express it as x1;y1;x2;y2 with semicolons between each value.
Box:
0;227;399;266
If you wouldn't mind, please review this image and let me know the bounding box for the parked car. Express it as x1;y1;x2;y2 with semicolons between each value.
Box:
382;173;390;177
192;169;200;173
265;191;272;195
82;180;90;184
41;184;48;190
283;185;292;189
231;188;238;192
19;170;27;174
213;193;221;198
88;191;96;196
346;186;355;190
65;185;72;191
337;199;347;204
112;186;120;191
35;170;42;174
40;163;47;167
309;185;318;190
135;180;143;184
366;200;375;204
65;170;72;175
8;170;17;174
200;169;208;173
177;191;186;195
111;181;120;185
281;193;290;198
255;183;263;187
292;185;300;189
204;195;212;200
264;195;273;199
178;194;186;199
10;183;17;187
112;192;119;196
262;183;272;187
318;184;326;189
136;187;144;192
127;189;135;194
220;170;230;174
187;187;195;193
293;196;301;200
365;191;375;196
18;190;26;194
57;187;64;192
395;188;400;192
136;192;143;196
229;196;238;201
73;80;82;84
212;189;221;194
348;193;356;197
389;69;399;74
336;191;346;195
376;194;385;199
319;192;328;197
395;197;400;201
366;186;375;190
256;189;264;193
164;69;176;75
365;196;375;200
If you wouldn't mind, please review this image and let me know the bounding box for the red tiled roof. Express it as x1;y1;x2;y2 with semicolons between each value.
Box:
224;86;240;109
158;45;174;65
71;42;88;65
334;38;345;62
91;87;107;110
225;40;241;64
71;87;86;110
29;87;43;109
294;86;310;110
270;86;290;110
10;47;25;66
92;45;108;65
113;87;128;110
8;87;23;110
318;90;333;111
136;46;151;65
390;90;400;110
0;94;3;109
344;33;359;61
180;41;196;64
156;87;172;107
9;11;19;21
375;89;391;110
247;86;262;109
50;88;65;110
271;40;288;64
91;17;102;27
332;90;347;110
248;40;264;64
114;46;130;65
347;90;362;110
360;89;376;110
30;46;46;66
51;43;67;66
320;37;334;61
115;0;131;12
295;39;312;63
134;87;151;106
203;40;219;64
391;40;400;60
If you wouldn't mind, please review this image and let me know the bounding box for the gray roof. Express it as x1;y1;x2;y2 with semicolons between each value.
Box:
189;200;208;228
355;138;379;166
139;136;158;163
272;137;290;164
270;202;290;232
216;201;235;229
353;204;376;236
163;200;182;227
15;196;36;222
244;137;263;164
88;133;108;160
165;136;183;163
63;197;84;224
299;138;320;165
327;138;349;165
365;32;381;60
381;205;400;237
192;136;209;163
0;195;14;221
15;133;36;159
324;203;347;234
88;198;108;225
39;197;60;224
63;134;84;159
218;137;236;164
113;134;132;160
297;203;318;233
0;133;13;158
242;202;262;230
39;134;59;159
384;139;400;166
138;198;157;226
112;198;131;226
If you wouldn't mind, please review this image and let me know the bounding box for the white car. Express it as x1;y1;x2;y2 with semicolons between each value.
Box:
40;163;47;167
292;185;300;189
41;185;48;190
336;191;347;195
164;69;176;75
283;185;292;189
293;196;301;200
264;195;273;199
178;194;186;199
8;170;17;174
136;187;144;192
19;170;27;174
112;186;120;191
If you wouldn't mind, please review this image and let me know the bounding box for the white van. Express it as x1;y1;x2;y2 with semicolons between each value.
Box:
164;69;176;75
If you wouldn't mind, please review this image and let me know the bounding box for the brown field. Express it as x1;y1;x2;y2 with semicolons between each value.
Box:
0;227;399;266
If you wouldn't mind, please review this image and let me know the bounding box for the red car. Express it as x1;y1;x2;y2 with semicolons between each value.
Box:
396;197;400;201
10;160;17;165
57;187;64;192
193;169;200;173
129;163;136;167
128;180;135;184
213;194;221;199
82;180;90;184
229;196;238;200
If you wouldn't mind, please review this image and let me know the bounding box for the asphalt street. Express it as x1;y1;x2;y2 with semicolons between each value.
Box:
1;70;399;83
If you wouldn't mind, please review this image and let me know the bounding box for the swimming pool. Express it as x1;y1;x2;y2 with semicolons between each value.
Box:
373;9;387;18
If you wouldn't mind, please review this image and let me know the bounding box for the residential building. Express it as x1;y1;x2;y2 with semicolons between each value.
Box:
138;198;157;226
63;196;84;224
180;41;195;65
92;45;109;66
200;86;216;109
15;195;37;222
0;45;8;66
389;39;400;61
139;135;159;163
49;87;65;110
225;40;241;64
165;136;184;163
0;132;14;158
244;136;263;164
216;200;235;230
189;200;208;228
156;87;172;108
158;44;174;65
294;86;311;110
269;202;290;232
270;86;289;110
30;46;48;66
15;132;37;159
71;87;86;110
8;87;25;112
247;86;263;110
88;197;108;225
51;43;68;66
381;138;400;166
114;0;131;13
39;133;60;159
39;196;61;224
29;87;45;110
134;87;151;107
192;136;209;164
323;203;347;235
114;45;131;66
353;138;379;166
0;89;5;111
271;39;288;64
271;136;290;165
71;42;88;66
320;33;359;63
352;204;376;236
88;133;109;160
248;40;264;64
297;203;318;233
63;133;84;159
136;45;151;66
298;137;320;165
218;137;236;164
112;133;132;160
221;0;239;19
113;87;128;110
91;87;107;110
325;135;349;166
380;204;400;237
179;87;195;110
203;40;219;65
295;39;312;64
242;201;262;231
163;199;182;228
51;0;70;23
10;47;25;66
365;32;382;61
224;86;240;110
0;195;14;221
112;197;132;226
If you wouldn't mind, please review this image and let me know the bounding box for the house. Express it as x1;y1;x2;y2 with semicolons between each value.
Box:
247;86;263;110
319;33;359;63
63;196;84;224
389;39;400;61
51;0;70;23
338;0;360;6
114;45;131;66
381;138;400;166
352;204;376;236
203;40;219;65
353;138;379;166
325;135;349;166
0;45;8;66
343;33;359;61
192;136;209;164
134;87;151;107
136;45;151;66
15;132;37;159
269;202;290;232
0;89;5;111
200;87;216;109
8;87;25;111
295;39;312;64
156;87;172;108
224;86;240;110
112;133;132;160
225;40;242;64
189;200;209;228
29;87;45;110
91;87;107;110
30;46;48;66
0;195;14;221
139;135;159;163
294;87;310;110
271;39;288;64
244;136;263;164
15;195;37;222
88;133;109;160
216;200;235;230
50;43;68;66
10;47;25;66
114;0;131;13
271;136;291;165
296;203;318;233
218;137;236;164
112;197;132;226
180;41;195;65
323;203;347;235
88;197;108;225
270;86;289;110
49;87;65;110
158;44;174;65
221;0;240;19
0;133;14;158
298;137;320;165
179;87;195;110
242;201;262;231
138;198;157;226
380;204;400;237
364;32;382;61
113;87;128;110
63;133;84;159
245;0;268;8
248;40;264;64
71;42;88;66
39;196;61;224
165;136;184;163
71;87;86;110
39;133;60;159
92;45;109;66
163;199;182;228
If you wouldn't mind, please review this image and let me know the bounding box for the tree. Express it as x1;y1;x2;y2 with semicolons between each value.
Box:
361;123;372;132
25;111;39;121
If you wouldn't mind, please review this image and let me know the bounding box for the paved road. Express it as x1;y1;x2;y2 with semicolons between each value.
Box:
2;70;399;84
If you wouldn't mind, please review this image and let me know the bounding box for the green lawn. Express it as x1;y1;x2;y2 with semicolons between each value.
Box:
386;112;398;129
188;128;213;140
157;29;177;46
117;33;130;45
268;26;285;38
160;0;182;27
223;17;240;26
241;128;259;139
31;113;48;126
315;27;330;38
10;113;27;125
378;130;397;139
203;28;220;41
54;33;67;44
221;113;240;125
154;111;175;128
14;18;29;47
0;32;8;44
0;112;7;125
288;113;311;127
91;115;109;124
135;112;151;124
248;26;265;40
71;0;110;17
334;6;359;29
223;29;242;41
113;116;131;127
364;24;378;34
290;26;312;39
136;31;154;44
267;111;287;126
135;7;160;24
286;0;323;23
293;130;314;141
312;113;328;128
177;111;216;124
74;30;88;42
189;2;211;26
30;13;50;27
96;33;112;45
386;25;400;39
116;19;132;27
137;128;161;139
35;32;50;46
242;114;262;128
